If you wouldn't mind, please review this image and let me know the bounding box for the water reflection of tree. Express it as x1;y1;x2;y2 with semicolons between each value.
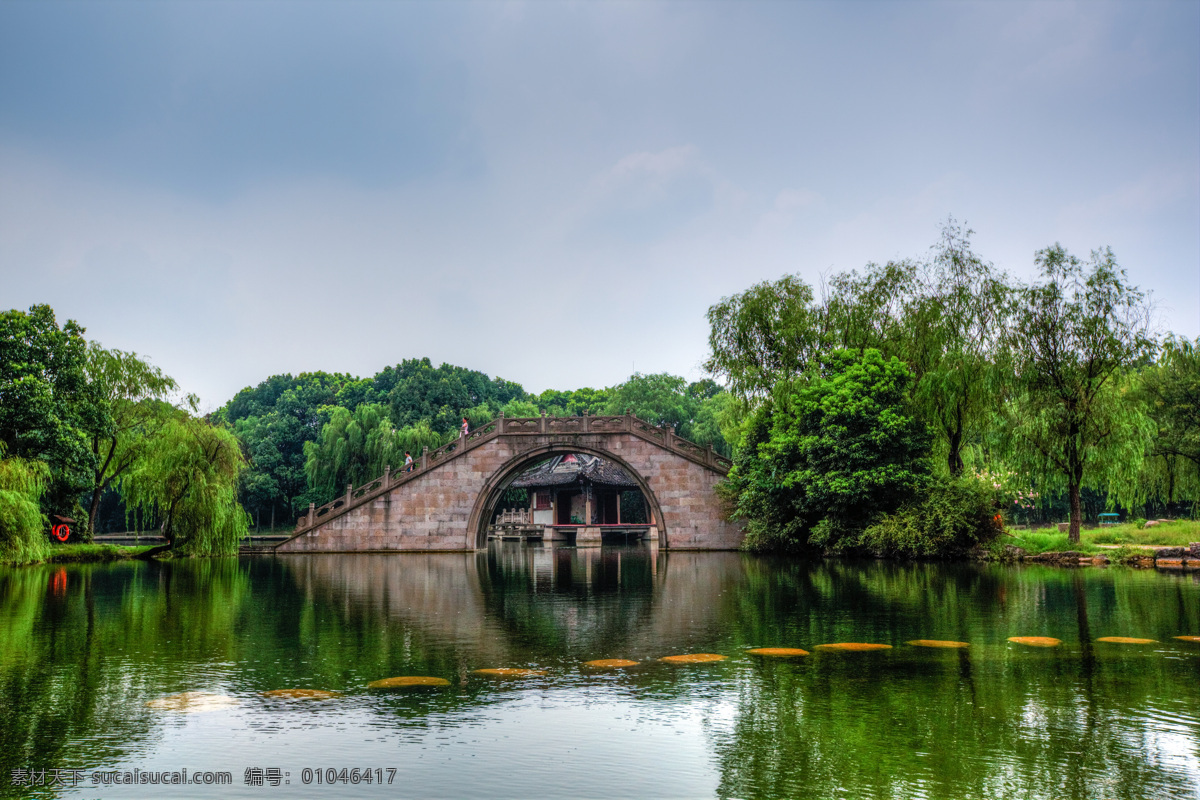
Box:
709;563;1200;800
0;559;251;785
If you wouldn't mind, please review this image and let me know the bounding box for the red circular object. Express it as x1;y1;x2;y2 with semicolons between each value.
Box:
52;524;70;542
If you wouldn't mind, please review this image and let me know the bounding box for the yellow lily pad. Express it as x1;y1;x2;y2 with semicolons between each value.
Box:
473;668;547;677
261;689;341;700
907;640;970;649
1008;636;1061;647
746;647;810;657
146;692;240;713
367;676;451;690
814;643;892;652
1095;637;1157;645
660;653;727;663
582;659;640;668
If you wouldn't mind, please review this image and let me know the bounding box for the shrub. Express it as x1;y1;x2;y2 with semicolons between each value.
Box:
853;475;1001;558
1134;518;1147;529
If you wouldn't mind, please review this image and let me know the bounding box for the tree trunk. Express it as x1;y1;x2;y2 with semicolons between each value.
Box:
947;428;964;476
1068;479;1082;544
86;486;103;543
946;404;965;477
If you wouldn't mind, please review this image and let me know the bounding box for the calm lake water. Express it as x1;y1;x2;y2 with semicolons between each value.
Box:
1;544;1198;800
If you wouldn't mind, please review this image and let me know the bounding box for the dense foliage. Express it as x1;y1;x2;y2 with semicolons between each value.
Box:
118;410;249;555
0;305;95;520
726;349;932;552
0;446;51;564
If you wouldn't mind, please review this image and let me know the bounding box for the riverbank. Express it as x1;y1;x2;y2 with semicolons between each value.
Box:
1006;519;1199;554
990;520;1200;568
46;544;160;563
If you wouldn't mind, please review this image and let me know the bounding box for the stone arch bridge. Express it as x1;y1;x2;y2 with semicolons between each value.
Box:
275;414;743;553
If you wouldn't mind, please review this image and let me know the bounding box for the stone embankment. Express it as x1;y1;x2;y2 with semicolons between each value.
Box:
991;542;1200;569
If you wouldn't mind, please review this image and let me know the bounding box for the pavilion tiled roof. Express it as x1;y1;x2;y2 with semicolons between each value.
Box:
510;454;639;489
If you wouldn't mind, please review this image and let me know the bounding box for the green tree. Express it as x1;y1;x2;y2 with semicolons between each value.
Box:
906;220;1012;475
1139;335;1200;513
500;399;540;418
118;410;250;554
82;344;178;539
604;372;692;428
1005;245;1155;543
704;275;826;402
0;305;96;517
301;403;444;502
724;349;930;552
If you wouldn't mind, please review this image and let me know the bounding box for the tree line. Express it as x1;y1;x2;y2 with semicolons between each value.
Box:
219;359;732;529
0;308;732;562
0;305;248;562
708;219;1198;554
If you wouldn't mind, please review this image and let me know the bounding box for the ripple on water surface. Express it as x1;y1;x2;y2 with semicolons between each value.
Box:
145;692;240;712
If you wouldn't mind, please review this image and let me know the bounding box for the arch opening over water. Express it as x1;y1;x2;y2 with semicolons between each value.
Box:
469;444;667;549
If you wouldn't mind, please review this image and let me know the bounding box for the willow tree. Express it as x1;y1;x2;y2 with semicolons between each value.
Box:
1005;245;1155;543
705;275;827;403
119;410;249;555
1140;336;1200;512
0;445;51;565
905;220;1011;475
83;344;178;538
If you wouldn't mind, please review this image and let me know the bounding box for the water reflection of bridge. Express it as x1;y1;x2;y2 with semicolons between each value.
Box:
283;544;748;662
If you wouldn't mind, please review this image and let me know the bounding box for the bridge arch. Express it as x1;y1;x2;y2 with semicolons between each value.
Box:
467;444;667;549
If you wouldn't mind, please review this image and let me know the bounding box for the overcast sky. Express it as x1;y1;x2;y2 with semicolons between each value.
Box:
2;0;1197;410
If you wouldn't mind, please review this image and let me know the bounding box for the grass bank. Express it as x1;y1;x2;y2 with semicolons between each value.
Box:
46;544;160;563
1006;520;1198;556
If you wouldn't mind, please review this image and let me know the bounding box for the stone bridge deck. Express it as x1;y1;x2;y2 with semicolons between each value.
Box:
275;414;743;552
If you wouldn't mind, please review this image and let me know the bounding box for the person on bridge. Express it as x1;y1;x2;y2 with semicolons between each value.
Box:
460;417;469;437
404;452;413;472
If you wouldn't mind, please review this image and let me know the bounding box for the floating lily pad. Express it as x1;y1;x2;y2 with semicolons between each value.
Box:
261;689;341;700
1095;637;1157;645
1172;635;1200;643
814;643;892;652
582;659;640;668
146;692;240;712
746;647;809;657
473;668;547;677
907;640;970;649
367;676;451;690
1008;637;1061;647
660;653;728;663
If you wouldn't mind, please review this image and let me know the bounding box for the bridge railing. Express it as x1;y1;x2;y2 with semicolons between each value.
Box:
294;413;732;531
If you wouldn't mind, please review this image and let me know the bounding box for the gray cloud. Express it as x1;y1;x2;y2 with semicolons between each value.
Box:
1;1;1196;408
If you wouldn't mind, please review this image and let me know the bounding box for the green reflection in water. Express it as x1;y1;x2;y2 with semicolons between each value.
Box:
0;546;1196;799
